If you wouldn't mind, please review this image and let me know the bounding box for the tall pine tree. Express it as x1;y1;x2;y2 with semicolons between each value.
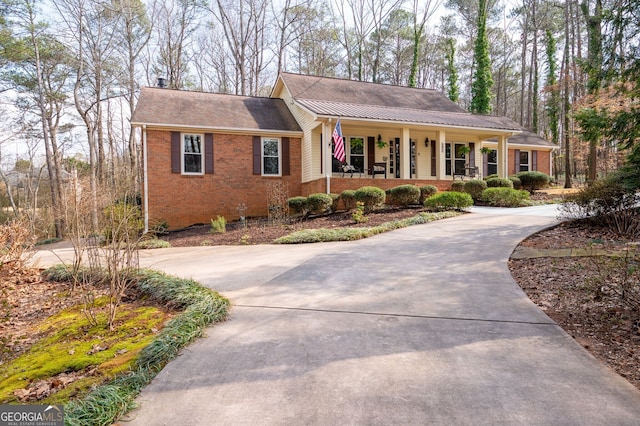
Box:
470;0;493;114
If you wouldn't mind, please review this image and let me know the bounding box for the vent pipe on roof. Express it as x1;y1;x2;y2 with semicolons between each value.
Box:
157;77;167;88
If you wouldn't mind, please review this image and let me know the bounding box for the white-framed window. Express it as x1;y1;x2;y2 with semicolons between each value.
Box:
262;137;281;176
487;149;497;176
445;143;468;176
182;133;204;175
519;151;530;172
349;136;365;172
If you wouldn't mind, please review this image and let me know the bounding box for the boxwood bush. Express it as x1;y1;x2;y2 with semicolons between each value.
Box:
330;193;340;212
509;176;522;189
515;171;550;192
463;179;487;201
340;190;357;211
486;177;513;188
419;185;438;204
306;193;333;215
424;191;473;211
450;181;465;192
386;184;421;206
288;196;308;216
481;187;531;207
354;186;386;211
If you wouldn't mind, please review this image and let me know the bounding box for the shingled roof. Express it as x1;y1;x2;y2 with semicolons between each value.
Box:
131;87;302;133
277;73;522;132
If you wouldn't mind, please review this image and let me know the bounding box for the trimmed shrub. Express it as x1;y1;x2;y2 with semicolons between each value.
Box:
340;190;357;211
450;181;465;192
288;196;308;216
481;187;531;207
386;184;421;206
424;191;473;211
509;176;522;189
484;174;499;180
486;177;513;188
515;171;551;192
463;179;487;201
419;185;438;204
330;193;340;212
306;193;333;215
354;186;386;212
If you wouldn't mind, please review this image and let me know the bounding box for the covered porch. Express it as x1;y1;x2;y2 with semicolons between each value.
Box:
312;118;515;189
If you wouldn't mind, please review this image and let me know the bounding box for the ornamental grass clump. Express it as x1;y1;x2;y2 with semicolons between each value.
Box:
209;216;226;234
424;191;473;211
354;186;386;212
386;184;420;206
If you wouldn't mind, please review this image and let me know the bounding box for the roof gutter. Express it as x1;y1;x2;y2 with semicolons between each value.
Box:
130;122;303;137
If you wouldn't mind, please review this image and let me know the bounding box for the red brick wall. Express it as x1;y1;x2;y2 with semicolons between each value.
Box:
508;149;552;175
144;130;302;230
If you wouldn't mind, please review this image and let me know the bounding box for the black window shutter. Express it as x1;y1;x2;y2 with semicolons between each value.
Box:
171;132;181;173
367;136;375;174
468;142;475;167
205;133;214;174
282;137;290;176
253;136;261;175
532;151;538;171
431;141;436;176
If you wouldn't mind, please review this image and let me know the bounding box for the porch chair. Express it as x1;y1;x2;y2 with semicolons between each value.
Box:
340;163;362;178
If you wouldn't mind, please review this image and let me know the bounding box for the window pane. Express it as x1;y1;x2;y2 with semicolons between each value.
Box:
488;150;497;163
488;164;497;175
263;157;279;175
455;159;466;175
263;139;278;157
520;151;529;172
184;154;201;173
350;137;364;155
184;135;201;153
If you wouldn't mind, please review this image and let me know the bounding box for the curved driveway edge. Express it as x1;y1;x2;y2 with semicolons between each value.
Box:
39;206;640;424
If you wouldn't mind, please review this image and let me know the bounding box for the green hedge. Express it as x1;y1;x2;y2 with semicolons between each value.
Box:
288;196;308;216
307;193;333;215
486;177;513;188
424;191;473;211
481;187;530;207
354;186;386;211
450;181;465;192
386;184;421;206
419;185;438;204
463;179;487;201
340;190;357;211
515;171;550;192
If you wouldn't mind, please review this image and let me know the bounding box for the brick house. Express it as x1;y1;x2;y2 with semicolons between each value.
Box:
132;73;556;230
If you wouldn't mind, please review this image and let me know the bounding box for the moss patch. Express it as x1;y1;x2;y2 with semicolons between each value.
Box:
0;296;171;404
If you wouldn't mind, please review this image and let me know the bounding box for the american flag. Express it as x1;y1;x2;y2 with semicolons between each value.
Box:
332;119;345;163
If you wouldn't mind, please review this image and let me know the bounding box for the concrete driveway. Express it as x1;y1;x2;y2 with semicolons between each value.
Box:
37;206;640;424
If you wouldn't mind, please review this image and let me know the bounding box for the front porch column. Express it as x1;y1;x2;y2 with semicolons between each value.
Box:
323;119;333;193
401;127;411;179
435;130;446;179
497;135;508;178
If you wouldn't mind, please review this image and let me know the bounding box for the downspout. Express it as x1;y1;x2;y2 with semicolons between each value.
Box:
142;125;149;233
